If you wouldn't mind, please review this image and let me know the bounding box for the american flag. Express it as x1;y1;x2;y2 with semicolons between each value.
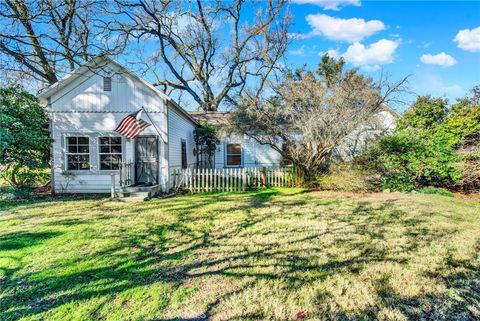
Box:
115;109;151;139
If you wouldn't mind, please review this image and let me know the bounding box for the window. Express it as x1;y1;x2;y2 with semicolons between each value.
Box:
181;139;187;169
103;77;112;92
226;144;242;167
66;137;90;170
99;137;122;170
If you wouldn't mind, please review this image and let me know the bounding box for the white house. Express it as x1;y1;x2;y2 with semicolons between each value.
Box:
190;112;283;169
38;56;399;195
38;56;282;194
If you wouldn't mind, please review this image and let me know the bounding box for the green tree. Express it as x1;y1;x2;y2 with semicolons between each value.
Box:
0;86;51;186
443;92;480;141
316;54;347;88
194;122;219;169
399;95;449;130
362;87;480;192
365;128;460;191
225;56;407;182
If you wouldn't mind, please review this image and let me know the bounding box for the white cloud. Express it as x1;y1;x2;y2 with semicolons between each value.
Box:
418;41;433;49
288;33;309;40
292;0;360;11
454;26;480;52
342;39;399;69
361;64;381;72
319;49;340;58
289;45;306;56
420;52;457;67
305;14;385;42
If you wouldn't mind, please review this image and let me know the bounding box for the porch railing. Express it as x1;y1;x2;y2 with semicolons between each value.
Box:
119;162;134;188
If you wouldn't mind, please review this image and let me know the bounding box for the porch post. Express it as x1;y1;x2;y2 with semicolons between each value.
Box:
111;172;116;199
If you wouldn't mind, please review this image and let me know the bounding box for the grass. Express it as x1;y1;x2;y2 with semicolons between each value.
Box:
0;188;479;321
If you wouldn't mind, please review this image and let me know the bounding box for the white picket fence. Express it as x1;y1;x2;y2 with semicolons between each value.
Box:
172;167;300;193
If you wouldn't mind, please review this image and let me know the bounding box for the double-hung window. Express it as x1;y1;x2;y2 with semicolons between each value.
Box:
66;137;90;170
226;143;242;167
99;137;122;170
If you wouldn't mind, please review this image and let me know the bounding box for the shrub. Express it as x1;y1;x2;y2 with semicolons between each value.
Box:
417;187;454;197
0;167;50;199
457;158;480;192
0;167;50;187
0;86;52;196
361;128;461;192
317;163;381;192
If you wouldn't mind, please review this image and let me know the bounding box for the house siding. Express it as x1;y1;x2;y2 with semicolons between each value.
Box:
48;62;170;193
214;135;282;169
332;110;397;161
167;103;197;186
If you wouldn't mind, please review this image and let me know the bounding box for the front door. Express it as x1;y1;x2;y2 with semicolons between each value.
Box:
135;136;159;185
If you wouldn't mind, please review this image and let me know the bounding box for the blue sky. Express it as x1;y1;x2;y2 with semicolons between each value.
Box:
286;0;480;110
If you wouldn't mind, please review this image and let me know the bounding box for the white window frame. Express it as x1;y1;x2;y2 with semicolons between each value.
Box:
98;136;123;171
65;136;90;171
225;143;243;168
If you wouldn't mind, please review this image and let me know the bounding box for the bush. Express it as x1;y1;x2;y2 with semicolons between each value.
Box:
417;187;454;197
457;158;480;192
0;86;52;171
317;163;381;192
0;167;50;199
361;128;461;192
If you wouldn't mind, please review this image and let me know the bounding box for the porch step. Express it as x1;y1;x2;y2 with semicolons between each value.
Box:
117;191;150;199
118;195;150;202
121;185;161;193
116;184;161;201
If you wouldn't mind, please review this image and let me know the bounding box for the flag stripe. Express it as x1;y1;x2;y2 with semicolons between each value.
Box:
115;116;135;132
115;110;140;133
115;110;151;139
124;120;144;137
126;121;150;138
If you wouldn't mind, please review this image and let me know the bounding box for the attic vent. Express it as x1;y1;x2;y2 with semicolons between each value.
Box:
103;77;112;92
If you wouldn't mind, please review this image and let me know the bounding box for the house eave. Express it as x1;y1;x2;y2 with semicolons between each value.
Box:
36;56;199;126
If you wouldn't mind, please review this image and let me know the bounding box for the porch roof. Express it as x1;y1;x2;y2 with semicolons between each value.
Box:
189;111;230;126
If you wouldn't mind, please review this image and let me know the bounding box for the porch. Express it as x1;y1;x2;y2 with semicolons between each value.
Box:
117;162;161;200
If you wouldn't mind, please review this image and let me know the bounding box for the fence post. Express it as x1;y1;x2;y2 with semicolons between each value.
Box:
111;172;116;199
261;166;266;188
242;168;246;191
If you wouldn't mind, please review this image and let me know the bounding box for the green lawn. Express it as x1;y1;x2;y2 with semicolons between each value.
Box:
0;189;479;321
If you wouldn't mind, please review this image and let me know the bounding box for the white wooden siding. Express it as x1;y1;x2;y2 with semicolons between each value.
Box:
49;64;164;114
51;112;169;193
49;62;171;193
214;136;282;169
333;110;397;161
167;103;197;173
166;104;197;189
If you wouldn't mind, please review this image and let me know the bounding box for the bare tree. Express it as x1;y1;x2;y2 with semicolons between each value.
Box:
0;0;123;86
104;0;290;111
224;56;409;181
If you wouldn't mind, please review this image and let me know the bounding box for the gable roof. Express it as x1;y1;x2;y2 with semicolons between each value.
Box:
37;56;198;126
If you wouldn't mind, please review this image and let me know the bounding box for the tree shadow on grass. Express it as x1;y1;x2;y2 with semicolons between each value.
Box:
0;231;61;251
0;192;478;320
0;194;107;212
